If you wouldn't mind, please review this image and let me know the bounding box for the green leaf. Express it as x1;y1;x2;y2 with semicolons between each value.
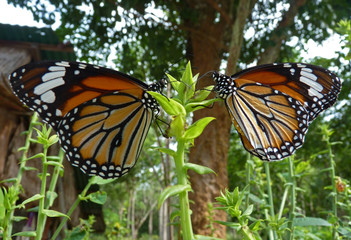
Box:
153;147;176;157
90;176;116;185
168;114;185;139
167;73;180;92
13;216;28;222
232;187;239;205
0;178;17;184
183;117;215;140
24;153;44;161
337;226;351;237
87;191;107;205
242;204;254;216
22;166;39;172
183;73;197;102
175;61;192;102
48;135;59;146
183;163;216;175
214;220;241;230
42;209;69;218
46;191;58;208
158;184;191;209
17;146;28;152
12;231;37;237
17;194;43;208
293;217;331;227
148;91;186;116
249;220;262;231
47;156;62;161
44;161;64;168
0;189;5;219
181;61;195;89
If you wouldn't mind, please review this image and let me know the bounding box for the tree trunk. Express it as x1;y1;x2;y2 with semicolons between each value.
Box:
159;197;169;239
130;189;136;239
148;208;153;236
185;1;256;238
186;2;230;238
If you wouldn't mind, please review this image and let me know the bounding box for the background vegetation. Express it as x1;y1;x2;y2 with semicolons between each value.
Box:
1;0;351;239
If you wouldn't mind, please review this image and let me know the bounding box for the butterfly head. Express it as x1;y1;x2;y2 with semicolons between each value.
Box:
212;72;235;99
148;78;167;92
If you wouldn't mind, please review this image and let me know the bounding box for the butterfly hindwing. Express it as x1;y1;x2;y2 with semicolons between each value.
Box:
58;91;155;179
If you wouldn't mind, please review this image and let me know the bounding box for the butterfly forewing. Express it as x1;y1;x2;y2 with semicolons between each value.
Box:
232;63;341;122
9;61;149;130
9;61;161;179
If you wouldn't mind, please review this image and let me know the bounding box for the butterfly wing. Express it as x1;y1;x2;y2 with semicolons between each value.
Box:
213;63;341;161
232;63;341;122
9;61;149;130
58;91;155;178
9;61;160;178
225;78;309;160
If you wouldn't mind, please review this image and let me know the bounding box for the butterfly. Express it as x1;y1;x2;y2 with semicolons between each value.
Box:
9;61;166;179
213;63;341;161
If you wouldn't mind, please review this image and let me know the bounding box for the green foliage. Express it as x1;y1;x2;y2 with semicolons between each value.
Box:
0;113;107;240
215;186;261;240
336;19;351;60
65;215;96;240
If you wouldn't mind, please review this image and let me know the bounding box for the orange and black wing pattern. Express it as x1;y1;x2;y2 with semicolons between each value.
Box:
9;61;164;179
213;63;341;161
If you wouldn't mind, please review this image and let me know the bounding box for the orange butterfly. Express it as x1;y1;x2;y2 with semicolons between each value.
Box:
9;61;165;179
213;63;341;161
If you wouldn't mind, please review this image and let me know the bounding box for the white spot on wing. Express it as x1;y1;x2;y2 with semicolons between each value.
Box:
42;71;65;82
34;78;65;95
301;70;317;81
300;76;323;91
40;90;56;103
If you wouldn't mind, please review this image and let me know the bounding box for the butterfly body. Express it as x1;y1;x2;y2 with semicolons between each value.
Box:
9;61;164;179
213;63;341;161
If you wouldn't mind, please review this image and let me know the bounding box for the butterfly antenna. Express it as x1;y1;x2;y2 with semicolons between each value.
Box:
155;115;170;138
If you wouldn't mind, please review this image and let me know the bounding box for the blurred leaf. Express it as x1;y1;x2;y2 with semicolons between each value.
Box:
158;184;191;209
183;117;215;140
184;163;216;175
293;217;331;227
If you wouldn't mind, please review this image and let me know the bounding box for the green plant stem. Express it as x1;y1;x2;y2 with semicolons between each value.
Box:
45;150;65;208
4;113;38;239
287;156;296;240
174;138;194;240
36;146;49;240
245;156;251;209
326;137;337;239
264;162;276;240
51;176;96;240
278;185;290;220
